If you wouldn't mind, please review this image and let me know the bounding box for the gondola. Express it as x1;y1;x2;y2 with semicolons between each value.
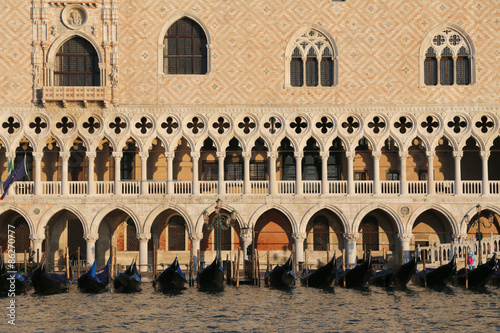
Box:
300;255;336;288
489;259;500;287
412;254;456;289
197;256;224;290
265;254;295;289
0;259;30;296
455;253;497;289
369;256;417;290
31;258;69;295
113;259;142;293
78;258;110;293
335;253;372;288
154;256;186;292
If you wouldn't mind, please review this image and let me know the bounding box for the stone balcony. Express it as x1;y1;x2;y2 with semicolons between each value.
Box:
41;86;109;107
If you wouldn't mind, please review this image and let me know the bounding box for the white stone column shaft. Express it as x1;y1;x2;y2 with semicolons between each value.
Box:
33;152;43;195
346;152;355;195
86;152;96;195
84;234;99;265
480;151;490;195
399;151;408;195
243;152;251;195
191;152;200;195
293;233;306;264
60;152;70;195
295;152;303;195
427;151;435;195
189;233;203;273
140;152;148;195
320;151;329;195
166;152;174;195
217;152;226;195
113;152;122;195
268;152;277;195
344;233;359;268
453;151;463;195
138;233;151;273
30;235;45;263
398;233;412;264
372;151;381;195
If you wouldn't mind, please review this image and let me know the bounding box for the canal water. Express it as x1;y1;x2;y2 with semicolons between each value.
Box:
3;283;499;332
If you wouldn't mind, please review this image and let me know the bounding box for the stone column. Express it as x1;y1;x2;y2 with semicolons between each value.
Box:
372;151;381;195
86;152;96;195
398;233;412;264
139;152;149;195
112;152;122;195
191;152;200;195
33;152;43;195
30;234;45;263
137;233;151;273
399;151;408;195
480;151;490;195
60;152;70;195
346;151;355;195
268;152;277;195
294;152;303;195
84;233;99;265
292;232;306;267
344;233;359;268
240;229;253;260
243;152;251;195
426;151;435;195
453;151;463;195
189;232;203;273
217;152;226;195
166;152;174;195
320;151;329;195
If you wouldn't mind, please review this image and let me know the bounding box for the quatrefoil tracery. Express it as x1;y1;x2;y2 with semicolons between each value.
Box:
109;117;127;134
161;117;179;134
187;117;204;135
394;116;412;134
135;117;153;134
2;117;20;134
238;117;256;134
368;116;386;134
83;116;100;134
315;116;333;134
475;116;494;134
56;116;74;135
341;116;359;134
290;117;308;134
29;117;48;134
264;117;282;134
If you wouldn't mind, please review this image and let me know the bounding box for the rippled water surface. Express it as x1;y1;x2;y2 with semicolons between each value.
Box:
3;283;499;332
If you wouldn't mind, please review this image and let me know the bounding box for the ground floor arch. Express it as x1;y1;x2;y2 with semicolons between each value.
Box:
0;210;32;262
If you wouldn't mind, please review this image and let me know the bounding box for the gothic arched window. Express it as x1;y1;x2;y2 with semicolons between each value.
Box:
163;17;208;75
421;26;474;86
54;37;100;86
287;28;337;87
168;216;186;251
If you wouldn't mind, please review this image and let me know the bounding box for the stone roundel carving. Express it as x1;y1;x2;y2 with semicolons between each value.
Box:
1;115;22;135
61;5;88;30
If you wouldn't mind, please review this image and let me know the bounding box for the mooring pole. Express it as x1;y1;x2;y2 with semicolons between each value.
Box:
236;247;241;287
423;250;427;288
342;249;346;287
77;247;81;278
465;250;469;290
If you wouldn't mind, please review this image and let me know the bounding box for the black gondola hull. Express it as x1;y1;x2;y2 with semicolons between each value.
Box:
370;257;417;290
300;257;336;288
78;276;108;293
155;270;186;291
265;255;295;289
336;255;372;288
0;273;29;296
113;275;142;293
455;254;496;289
31;270;68;295
198;258;224;290
412;256;456;289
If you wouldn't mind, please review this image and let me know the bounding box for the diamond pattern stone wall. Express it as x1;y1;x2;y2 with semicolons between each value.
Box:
0;0;498;106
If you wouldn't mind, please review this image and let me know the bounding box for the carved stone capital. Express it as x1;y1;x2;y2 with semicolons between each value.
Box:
397;233;413;242
137;233;151;241
451;234;467;243
398;151;409;159
189;232;204;241
372;151;382;160
33;152;44;160
84;233;100;242
320;151;330;159
112;152;123;159
139;152;149;160
343;233;359;242
452;151;463;159
86;152;97;159
59;152;71;160
345;151;355;159
267;152;278;159
216;152;226;159
292;232;307;240
242;152;252;159
426;151;436;158
165;152;175;160
294;152;304;159
480;151;490;159
191;152;201;159
29;234;45;242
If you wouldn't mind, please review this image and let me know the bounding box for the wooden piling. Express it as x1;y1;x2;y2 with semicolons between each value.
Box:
37;249;40;265
66;247;70;280
342;249;346;288
304;249;308;287
256;250;261;287
23;251;27;276
465;250;469;290
197;249;200;289
423;251;427;288
153;246;157;279
266;249;270;272
0;246;2;261
77;247;81;278
439;246;443;266
236;247;241;287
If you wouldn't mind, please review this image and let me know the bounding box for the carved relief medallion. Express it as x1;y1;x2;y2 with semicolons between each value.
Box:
61;5;88;30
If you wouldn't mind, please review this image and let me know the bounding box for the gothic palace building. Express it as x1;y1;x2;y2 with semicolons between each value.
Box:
0;0;499;271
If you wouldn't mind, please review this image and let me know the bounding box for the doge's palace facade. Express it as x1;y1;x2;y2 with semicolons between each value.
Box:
0;0;499;271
